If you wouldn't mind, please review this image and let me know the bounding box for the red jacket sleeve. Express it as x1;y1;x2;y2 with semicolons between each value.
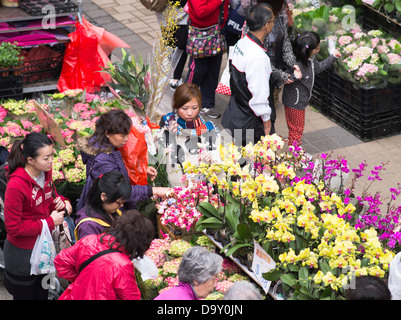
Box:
114;264;141;300
54;242;80;282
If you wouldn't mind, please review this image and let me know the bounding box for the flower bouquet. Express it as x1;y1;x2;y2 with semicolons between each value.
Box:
154;182;220;239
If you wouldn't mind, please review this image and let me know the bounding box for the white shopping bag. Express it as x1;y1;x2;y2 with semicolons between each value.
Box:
30;219;57;275
133;255;159;281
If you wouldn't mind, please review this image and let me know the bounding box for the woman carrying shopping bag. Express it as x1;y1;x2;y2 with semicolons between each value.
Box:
186;0;230;119
3;132;72;300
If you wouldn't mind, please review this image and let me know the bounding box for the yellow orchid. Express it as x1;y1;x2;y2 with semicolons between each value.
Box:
355;267;368;277
322;272;337;287
279;248;297;264
329;256;348;269
313;270;324;284
368;266;385;277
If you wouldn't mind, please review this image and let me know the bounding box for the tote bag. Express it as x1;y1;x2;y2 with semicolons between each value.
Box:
186;3;226;58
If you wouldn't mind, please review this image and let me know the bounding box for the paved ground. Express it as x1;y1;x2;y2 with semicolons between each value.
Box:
1;0;401;300
81;0;401;200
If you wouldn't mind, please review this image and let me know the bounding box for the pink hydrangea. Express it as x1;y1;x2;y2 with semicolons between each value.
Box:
387;53;401;65
355;63;379;81
215;280;234;293
72;103;90;113
353;46;373;61
338;36;353;47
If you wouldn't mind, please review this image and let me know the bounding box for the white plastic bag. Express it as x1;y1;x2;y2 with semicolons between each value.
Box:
30;219;56;275
388;251;401;300
133;255;158;281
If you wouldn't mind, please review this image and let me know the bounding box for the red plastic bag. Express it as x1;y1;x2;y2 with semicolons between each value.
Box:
118;125;149;186
57;17;129;93
118;117;160;186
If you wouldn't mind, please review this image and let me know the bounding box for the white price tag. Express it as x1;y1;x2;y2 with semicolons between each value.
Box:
251;240;276;294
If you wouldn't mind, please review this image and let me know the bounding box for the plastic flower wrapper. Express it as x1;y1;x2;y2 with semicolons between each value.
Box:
168;239;192;257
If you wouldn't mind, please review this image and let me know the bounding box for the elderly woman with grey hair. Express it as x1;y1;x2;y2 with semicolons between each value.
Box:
224;281;263;300
154;246;223;300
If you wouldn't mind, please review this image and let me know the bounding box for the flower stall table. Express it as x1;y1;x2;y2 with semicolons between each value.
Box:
0;4;79;97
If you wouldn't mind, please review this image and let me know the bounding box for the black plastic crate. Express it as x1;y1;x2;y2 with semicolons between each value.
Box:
19;0;78;16
361;4;401;38
310;70;331;115
328;69;401;116
22;45;65;84
328;96;401;141
0;74;23;101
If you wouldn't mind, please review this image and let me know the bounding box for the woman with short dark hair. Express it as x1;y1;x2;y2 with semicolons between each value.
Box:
76;109;169;211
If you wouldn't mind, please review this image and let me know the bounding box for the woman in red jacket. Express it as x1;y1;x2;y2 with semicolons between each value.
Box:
186;0;229;119
54;210;154;300
3;132;72;300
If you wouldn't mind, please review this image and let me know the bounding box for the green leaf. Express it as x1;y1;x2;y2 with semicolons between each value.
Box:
197;201;220;219
262;268;281;282
236;223;251;241
299;266;310;290
280;273;297;288
385;3;395;12
194;216;223;232
225;205;240;233
225;243;253;257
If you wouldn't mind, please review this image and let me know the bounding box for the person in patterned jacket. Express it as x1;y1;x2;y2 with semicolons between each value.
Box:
282;31;341;146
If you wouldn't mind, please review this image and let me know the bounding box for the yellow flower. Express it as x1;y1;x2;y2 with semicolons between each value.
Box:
313;270;324;284
281;231;295;243
368;266;385;277
319;201;332;212
322;272;337;287
329;256;348;269
379;249;394;266
355;267;368;276
279;248;297;264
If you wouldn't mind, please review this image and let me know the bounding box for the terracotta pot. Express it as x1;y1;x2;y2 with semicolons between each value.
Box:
0;69;9;77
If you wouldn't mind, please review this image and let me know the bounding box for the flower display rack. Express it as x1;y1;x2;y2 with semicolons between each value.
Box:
361;3;401;38
22;45;65;85
19;0;78;16
0;73;23;101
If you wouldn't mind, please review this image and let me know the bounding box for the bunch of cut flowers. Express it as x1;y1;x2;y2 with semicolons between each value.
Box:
154;182;220;233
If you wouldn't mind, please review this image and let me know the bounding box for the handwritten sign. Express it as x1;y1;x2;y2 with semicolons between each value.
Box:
251;240;276;294
33;100;65;148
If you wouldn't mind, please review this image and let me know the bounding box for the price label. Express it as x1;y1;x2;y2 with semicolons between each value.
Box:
251;240;276;294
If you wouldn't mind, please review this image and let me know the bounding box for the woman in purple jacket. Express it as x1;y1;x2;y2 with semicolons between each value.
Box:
74;170;132;241
154;246;222;300
76;109;169;212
